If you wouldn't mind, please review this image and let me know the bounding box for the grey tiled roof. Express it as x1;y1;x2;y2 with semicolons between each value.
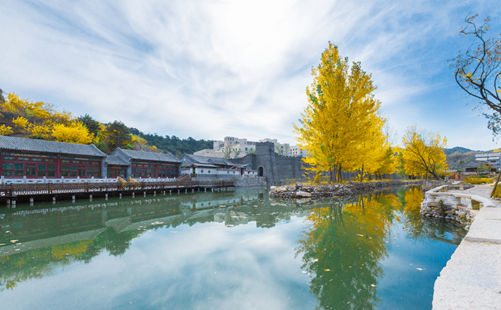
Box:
183;154;243;167
105;154;129;166
0;135;106;157
118;148;181;163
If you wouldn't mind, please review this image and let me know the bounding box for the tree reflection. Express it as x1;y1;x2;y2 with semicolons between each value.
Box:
402;186;425;235
401;187;465;244
296;193;397;309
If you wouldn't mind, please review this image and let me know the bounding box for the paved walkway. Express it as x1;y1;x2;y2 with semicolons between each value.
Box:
433;184;501;309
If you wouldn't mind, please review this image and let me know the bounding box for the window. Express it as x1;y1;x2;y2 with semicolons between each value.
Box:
2;163;12;170
78;168;86;177
14;163;23;170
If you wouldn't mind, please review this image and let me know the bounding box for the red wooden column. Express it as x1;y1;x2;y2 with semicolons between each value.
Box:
56;156;62;178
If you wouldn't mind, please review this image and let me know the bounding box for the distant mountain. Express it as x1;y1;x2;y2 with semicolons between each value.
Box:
446;152;477;171
444;146;474;155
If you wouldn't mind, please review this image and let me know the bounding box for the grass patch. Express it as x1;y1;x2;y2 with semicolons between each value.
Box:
493;185;501;199
471;200;481;210
463;177;493;184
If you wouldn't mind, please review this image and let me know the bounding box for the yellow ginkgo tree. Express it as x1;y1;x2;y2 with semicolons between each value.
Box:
401;127;448;179
295;43;391;183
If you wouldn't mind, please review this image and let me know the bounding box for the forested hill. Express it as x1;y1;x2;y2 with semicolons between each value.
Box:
444;146;474;155
129;128;213;157
0;90;212;156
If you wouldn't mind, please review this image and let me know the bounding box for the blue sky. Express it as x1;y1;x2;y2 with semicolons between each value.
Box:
0;0;499;150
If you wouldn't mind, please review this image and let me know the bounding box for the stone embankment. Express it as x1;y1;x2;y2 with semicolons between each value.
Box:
269;180;425;199
428;184;501;309
420;184;497;230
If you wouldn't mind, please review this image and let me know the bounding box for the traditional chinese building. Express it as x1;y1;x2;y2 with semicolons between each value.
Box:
0;135;106;179
181;154;252;176
108;148;181;179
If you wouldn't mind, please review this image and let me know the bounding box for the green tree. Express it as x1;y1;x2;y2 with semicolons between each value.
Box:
102;121;133;151
0;89;5;104
78;114;101;137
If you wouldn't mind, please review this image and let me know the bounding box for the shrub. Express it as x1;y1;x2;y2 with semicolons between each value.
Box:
463;177;493;184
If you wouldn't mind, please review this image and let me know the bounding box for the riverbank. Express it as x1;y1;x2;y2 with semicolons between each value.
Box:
269;179;429;199
430;184;501;309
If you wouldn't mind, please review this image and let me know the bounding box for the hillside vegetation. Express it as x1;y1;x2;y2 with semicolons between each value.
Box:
0;90;211;155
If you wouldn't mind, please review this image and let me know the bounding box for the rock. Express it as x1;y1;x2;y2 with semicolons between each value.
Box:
295;191;312;198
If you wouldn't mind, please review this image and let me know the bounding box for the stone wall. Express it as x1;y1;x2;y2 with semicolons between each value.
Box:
191;175;265;187
420;184;487;230
233;142;305;185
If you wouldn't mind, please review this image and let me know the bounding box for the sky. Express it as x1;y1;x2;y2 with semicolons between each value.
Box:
0;0;499;150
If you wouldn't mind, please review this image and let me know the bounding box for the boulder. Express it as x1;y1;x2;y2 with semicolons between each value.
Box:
295;191;313;198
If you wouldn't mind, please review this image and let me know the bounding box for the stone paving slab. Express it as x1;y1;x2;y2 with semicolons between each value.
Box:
433;241;501;309
466;211;501;244
433;184;501;310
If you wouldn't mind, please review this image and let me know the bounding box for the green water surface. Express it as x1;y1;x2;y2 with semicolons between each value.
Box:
0;187;464;309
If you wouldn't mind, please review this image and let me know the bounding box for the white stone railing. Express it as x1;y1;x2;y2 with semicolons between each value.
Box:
424;185;496;209
0;177;119;184
0;177;178;184
133;177;177;183
421;184;496;229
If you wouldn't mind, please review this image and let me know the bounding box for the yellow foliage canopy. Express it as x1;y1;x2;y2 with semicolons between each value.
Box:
401;128;448;179
295;43;395;182
51;122;94;144
0;92;94;145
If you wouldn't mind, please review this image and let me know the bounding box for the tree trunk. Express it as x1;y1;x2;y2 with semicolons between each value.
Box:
491;170;501;198
328;167;333;184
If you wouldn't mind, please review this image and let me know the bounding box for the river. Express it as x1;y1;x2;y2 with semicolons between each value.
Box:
0;186;464;309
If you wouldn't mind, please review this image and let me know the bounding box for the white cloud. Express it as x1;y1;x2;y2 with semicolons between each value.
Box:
0;0;499;149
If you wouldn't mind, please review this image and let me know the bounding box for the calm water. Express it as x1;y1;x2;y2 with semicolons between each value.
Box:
0;187;464;310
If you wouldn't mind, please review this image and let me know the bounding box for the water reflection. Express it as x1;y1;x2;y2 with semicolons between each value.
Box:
295;188;465;310
400;187;464;244
296;193;395;309
0;188;312;292
0;187;465;309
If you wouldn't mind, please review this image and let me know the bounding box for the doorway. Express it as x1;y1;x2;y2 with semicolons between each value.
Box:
258;167;264;177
